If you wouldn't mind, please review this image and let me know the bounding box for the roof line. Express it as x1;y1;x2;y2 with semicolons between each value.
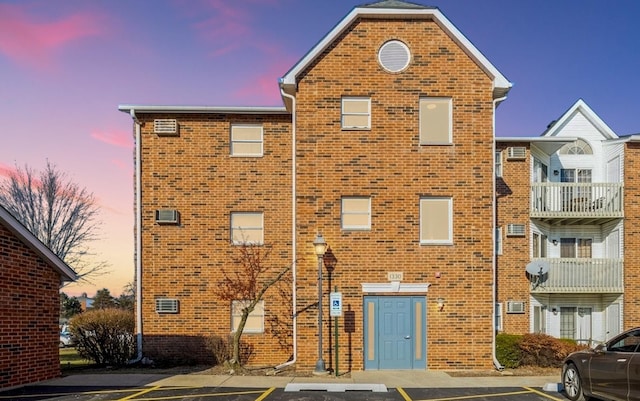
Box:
0;205;77;282
280;5;511;98
118;105;289;114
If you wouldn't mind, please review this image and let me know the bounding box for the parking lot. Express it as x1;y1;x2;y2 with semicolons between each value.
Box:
0;384;566;401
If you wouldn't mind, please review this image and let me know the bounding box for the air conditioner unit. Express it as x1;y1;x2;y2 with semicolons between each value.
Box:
155;298;179;314
154;119;178;136
155;209;179;224
507;301;526;314
507;147;526;160
506;223;526;237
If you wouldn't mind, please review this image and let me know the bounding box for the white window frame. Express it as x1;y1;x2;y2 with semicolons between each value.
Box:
231;124;263;157
419;97;452;144
231;212;264;245
495;150;503;177
532;232;548;258
231;300;264;333
341;197;371;230
495;303;503;331
419;197;453;244
341;97;371;130
495;227;503;255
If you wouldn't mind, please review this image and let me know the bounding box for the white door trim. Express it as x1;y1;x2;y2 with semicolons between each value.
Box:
362;282;430;293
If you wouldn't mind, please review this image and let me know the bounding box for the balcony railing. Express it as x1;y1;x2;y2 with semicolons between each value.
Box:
529;258;623;293
531;183;623;222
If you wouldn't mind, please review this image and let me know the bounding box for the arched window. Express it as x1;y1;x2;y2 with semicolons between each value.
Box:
559;139;593;155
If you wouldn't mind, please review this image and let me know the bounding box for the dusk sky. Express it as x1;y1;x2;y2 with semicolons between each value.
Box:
1;0;638;298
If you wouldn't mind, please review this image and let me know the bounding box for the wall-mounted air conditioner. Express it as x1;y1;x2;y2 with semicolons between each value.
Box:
506;223;526;237
155;298;179;314
155;209;179;225
154;119;178;136
507;147;526;160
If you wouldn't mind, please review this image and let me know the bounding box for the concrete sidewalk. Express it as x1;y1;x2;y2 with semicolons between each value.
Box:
39;370;561;390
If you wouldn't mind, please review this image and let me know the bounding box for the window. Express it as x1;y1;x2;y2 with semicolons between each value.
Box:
608;329;640;353
231;300;264;333
420;197;452;244
495;227;503;255
231;212;264;245
231;125;263;156
561;169;592;211
533;305;546;334
495;151;503;177
495;303;503;331
560;238;592;258
533;232;547;258
419;97;452;144
341;197;371;230
342;98;370;129
560;307;576;339
559;139;593;155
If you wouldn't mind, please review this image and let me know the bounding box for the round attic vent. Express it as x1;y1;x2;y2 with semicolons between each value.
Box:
378;40;410;72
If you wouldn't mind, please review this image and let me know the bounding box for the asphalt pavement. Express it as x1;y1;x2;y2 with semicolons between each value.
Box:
36;370;562;391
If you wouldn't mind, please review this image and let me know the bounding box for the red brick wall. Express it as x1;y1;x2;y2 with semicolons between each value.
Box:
138;113;294;365
0;224;62;388
623;142;640;328
293;18;496;371
495;143;532;334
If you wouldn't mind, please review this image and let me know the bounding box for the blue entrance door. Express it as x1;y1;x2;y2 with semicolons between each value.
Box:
364;296;426;370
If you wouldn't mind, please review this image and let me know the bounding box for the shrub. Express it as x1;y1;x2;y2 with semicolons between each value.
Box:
69;308;136;366
518;333;588;367
496;333;523;368
205;335;232;365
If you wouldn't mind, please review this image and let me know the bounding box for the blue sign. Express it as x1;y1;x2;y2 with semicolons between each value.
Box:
330;292;342;317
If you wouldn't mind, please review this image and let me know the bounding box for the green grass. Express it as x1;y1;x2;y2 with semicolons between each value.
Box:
60;347;94;370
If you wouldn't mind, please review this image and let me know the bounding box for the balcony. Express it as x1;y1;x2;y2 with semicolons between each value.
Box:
529;258;623;293
531;183;623;225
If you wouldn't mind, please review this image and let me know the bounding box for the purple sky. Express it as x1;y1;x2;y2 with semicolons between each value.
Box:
1;0;638;297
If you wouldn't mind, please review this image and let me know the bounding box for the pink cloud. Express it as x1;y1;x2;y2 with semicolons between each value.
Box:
0;3;104;70
110;159;132;173
0;163;17;179
91;129;133;149
233;49;296;105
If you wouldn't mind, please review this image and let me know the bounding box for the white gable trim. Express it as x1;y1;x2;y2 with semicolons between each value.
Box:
543;99;618;140
279;6;511;98
0;206;77;282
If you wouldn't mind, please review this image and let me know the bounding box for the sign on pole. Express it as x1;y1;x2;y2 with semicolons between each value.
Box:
330;292;342;317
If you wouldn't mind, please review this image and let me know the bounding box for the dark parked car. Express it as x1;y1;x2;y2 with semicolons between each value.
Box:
562;327;640;401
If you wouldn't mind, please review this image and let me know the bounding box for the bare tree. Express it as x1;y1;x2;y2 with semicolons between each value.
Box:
215;244;291;371
0;161;109;282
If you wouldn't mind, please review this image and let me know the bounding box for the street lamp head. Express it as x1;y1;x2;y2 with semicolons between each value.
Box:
313;233;327;256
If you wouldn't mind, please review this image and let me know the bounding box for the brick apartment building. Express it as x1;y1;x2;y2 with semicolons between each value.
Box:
119;1;638;372
0;205;77;388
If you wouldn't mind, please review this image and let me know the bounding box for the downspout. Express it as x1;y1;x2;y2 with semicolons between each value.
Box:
275;85;297;370
130;109;144;363
492;95;508;371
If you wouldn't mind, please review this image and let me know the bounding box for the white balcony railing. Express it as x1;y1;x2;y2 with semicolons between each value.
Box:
531;183;623;219
530;258;623;293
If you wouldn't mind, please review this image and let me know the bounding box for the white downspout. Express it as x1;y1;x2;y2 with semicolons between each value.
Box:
130;109;144;363
492;95;508;371
275;86;297;370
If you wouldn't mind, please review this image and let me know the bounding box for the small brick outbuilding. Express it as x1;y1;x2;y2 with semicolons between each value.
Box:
0;205;77;389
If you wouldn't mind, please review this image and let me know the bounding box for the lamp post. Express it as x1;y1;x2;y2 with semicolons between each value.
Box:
313;233;328;374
